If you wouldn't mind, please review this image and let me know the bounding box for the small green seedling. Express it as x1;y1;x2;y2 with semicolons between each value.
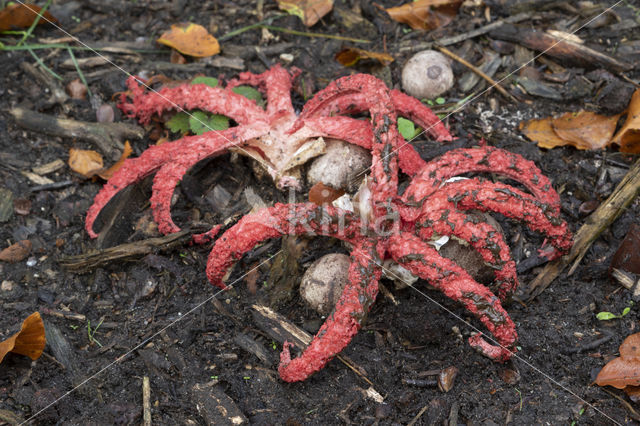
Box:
87;318;104;347
597;301;633;321
397;117;422;140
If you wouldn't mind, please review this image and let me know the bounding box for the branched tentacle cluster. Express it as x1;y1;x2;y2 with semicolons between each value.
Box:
85;66;572;382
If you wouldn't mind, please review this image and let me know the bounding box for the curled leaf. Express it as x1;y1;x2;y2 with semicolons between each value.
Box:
612;89;640;153
386;0;461;31
276;0;334;27
68;148;104;178
596;333;640;389
97;141;133;180
157;23;220;57
518;117;567;149
0;312;46;363
335;47;394;67
520;111;621;150
0;3;57;31
551;111;621;150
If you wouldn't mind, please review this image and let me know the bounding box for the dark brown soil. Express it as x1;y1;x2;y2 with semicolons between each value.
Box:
1;1;640;424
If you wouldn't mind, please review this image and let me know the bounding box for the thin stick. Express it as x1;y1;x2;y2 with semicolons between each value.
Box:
525;158;640;301
142;376;151;426
396;12;529;53
436;45;517;103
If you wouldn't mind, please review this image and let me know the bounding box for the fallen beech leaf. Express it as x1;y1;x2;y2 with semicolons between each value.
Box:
68;148;104;178
335;47;394;67
66;78;87;100
551;111;621;150
0;312;46;363
520;111;620;150
0;240;32;263
612;89;640;153
596;333;640;389
98;141;133;180
276;0;334;27
157;23;220;57
386;0;461;31
0;3;57;31
518;117;567;149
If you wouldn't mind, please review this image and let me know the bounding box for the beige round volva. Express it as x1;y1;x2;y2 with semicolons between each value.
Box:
307;139;371;192
299;253;351;315
402;50;454;100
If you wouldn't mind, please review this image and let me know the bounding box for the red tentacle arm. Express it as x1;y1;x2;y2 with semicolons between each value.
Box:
409;209;519;301
205;203;383;382
118;76;269;126
297;87;452;143
86;126;265;238
388;232;517;362
227;64;298;119
402;147;561;219
300;115;430;178
414;179;572;258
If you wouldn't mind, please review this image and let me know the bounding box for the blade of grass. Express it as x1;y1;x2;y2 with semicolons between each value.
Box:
17;0;53;47
0;42;163;53
218;14;286;42
27;47;62;80
67;46;91;96
259;25;370;44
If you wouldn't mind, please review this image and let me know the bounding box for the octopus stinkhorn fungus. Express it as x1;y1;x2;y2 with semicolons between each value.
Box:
85;66;572;382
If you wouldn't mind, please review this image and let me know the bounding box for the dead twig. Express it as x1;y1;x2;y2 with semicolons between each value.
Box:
250;304;378;388
59;230;192;272
142;376;151;426
436;46;518;103
525;158;640;301
396;12;529;53
9;107;144;160
490;24;633;73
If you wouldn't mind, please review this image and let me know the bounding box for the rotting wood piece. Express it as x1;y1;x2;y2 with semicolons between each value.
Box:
525;158;640;301
490;24;633;73
59;230;192;272
9;107;144;160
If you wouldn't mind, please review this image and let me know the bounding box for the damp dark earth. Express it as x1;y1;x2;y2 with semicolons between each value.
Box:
1;0;640;424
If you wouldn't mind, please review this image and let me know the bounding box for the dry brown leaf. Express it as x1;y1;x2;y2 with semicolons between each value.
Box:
612;88;640;153
97;141;133;180
68;148;104;178
335;47;394;67
520;111;621;150
386;0;461;31
596;333;640;389
276;0;334;27
551;111;621;150
0;3;57;31
0;240;32;263
157;23;220;58
518;117;567;149
0;312;46;363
